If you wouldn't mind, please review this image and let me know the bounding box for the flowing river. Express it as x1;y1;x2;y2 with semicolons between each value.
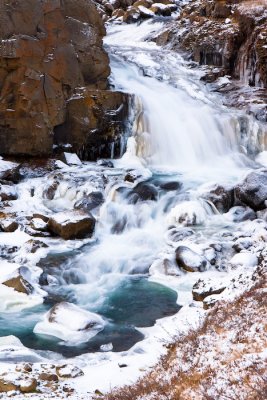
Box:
0;18;266;392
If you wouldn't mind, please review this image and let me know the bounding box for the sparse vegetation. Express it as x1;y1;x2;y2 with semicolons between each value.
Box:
105;267;267;400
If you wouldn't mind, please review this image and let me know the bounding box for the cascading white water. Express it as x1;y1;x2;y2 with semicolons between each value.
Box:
105;21;264;179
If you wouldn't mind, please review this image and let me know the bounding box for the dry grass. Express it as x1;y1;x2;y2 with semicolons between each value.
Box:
104;267;267;400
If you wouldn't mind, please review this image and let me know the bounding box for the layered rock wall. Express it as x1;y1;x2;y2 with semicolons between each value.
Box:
0;0;130;159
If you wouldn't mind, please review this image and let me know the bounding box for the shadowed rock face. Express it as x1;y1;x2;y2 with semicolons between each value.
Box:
0;0;129;158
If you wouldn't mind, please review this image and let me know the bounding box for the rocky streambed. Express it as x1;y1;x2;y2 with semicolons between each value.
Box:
0;1;266;399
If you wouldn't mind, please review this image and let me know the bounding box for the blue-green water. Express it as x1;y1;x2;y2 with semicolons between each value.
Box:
0;276;179;358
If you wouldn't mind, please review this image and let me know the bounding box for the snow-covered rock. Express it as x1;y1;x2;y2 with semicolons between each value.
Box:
47;211;96;240
167;200;212;226
34;302;106;344
176;246;210;272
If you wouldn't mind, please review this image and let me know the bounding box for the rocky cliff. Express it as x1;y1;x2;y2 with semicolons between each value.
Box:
155;0;267;122
0;0;130;159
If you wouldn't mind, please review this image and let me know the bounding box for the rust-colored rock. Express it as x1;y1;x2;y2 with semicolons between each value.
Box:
55;88;132;160
0;0;112;157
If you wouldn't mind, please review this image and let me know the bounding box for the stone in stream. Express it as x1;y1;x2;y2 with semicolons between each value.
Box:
0;160;21;183
3;274;34;295
47;211;96;240
0;184;17;201
74;191;104;213
34;302;105;343
128;182;158;202
175;246;209;272
201;184;234;213
166;227;195;242
0;218;18;233
226;206;256;222
234;171;267;211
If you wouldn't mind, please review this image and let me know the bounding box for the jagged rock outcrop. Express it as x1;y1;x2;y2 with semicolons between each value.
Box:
0;0;129;159
155;0;267;121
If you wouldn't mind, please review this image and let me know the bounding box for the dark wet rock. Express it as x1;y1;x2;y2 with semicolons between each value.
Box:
129;182;158;202
167;227;195;242
227;206;256;222
74;191;104;213
3;275;34;295
160;181;182;191
0;184;17;201
43;180;60;200
124;171;137;183
234;171;267;211
47;211;96;240
0;217;19;233
232;237;253;252
202;185;234;213
192;278;226;302
175;246;209;272
0;161;21;183
25;239;48;254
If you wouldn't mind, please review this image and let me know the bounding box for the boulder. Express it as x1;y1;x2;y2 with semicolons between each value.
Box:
175;246;209;272
0;160;21;183
138;5;154;18
3;275;34;295
225;206;256;222
0;184;17;201
202;184;234;213
34;302;106;343
128;182;158;202
166;227;195;242
150;3;172;16
234;171;267;211
19;378;37;393
47;211;96;240
0;218;18;233
74;191;104;213
123;7;141;23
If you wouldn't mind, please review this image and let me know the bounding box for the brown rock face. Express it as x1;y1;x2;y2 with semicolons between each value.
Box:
55;88;131;160
0;0;128;158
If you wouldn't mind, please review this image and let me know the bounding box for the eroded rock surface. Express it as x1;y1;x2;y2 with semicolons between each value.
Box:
0;0;130;159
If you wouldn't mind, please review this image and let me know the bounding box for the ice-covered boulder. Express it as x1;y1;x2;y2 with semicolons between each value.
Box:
235;171;267;211
175;246;209;272
168;200;212;226
47;211;96;240
34;302;105;344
